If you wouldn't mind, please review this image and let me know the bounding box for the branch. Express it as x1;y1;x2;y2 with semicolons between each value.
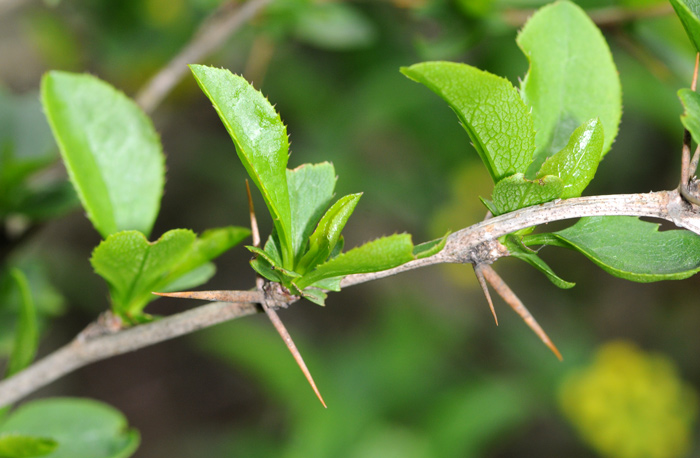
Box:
134;0;271;114
0;190;697;408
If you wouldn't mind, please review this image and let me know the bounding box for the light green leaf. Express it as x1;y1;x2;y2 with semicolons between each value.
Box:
401;62;535;182
502;235;575;289
551;216;700;282
517;1;621;173
412;232;450;259
0;398;139;458
296;193;361;274
491;173;563;215
159;263;215;294
300;288;327;306
295;234;414;290
0;434;56;457
5;269;38;378
287;163;337;261
189;65;294;269
679;88;700;145
91;230;195;321
670;0;700;54
41;72;164;238
536;118;604;198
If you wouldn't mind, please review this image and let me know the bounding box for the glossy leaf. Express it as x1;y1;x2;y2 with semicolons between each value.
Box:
670;0;700;54
536;118;604;198
491;173;563;215
502;235;575;289
296;193;361;274
551;216;700;282
286;163;337;261
41;72;164;238
0;398;139;458
679;89;700;145
0;434;56;457
401;62;535;182
517;1;621;173
5;269;38;378
189;65;294;269
294;234;415;290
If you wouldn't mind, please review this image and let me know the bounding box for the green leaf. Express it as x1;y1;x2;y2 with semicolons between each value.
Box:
294;234;415;290
41;72;164;238
91;230;195;321
401;62;535;182
5;269;38;378
550;216;700;282
491;173;563;215
517;1;621;173
670;0;700;54
502;235;575;289
0;398;139;458
189;65;294;269
412;232;450;259
679;88;700;145
536;118;604;198
296;193;362;274
0;434;56;458
286;163;337;261
300;288;327;306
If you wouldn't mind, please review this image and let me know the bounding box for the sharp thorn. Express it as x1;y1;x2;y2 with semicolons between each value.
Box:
246;180;261;248
473;264;498;326
153;290;264;303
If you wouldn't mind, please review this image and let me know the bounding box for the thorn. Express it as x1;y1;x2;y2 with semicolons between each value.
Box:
263;304;327;408
692;52;699;92
153;290;264;303
473;264;498;325
246;180;261;248
479;265;563;361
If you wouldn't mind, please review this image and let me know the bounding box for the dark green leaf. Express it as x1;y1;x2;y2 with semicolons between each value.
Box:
517;1;621;173
502;235;575;289
491;173;563;215
5;269;38;378
679;88;700;145
189;65;294;269
0;434;56;458
536;118;604;198
401;62;535;182
551;216;700;282
0;398;139;458
41;72;164;238
295;234;414;290
670;0;700;54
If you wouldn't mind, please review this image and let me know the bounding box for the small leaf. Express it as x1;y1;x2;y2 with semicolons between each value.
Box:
286;163;337;261
518;1;621;173
41;72;164;238
550;216;700;282
0;398;139;458
536;118;604;199
679;88;700;145
294;234;414;290
412;232;450;259
0;434;56;458
5;269;39;378
189;65;294;269
502;235;575;289
300;288;327;306
401;62;535;182
296;193;362;274
491;173;563;215
670;0;700;54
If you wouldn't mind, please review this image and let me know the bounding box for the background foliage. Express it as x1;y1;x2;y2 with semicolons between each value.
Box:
0;0;699;456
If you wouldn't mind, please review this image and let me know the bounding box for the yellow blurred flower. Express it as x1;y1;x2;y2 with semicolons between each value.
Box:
559;341;698;458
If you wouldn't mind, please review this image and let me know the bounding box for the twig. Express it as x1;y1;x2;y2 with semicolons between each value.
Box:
135;0;271;114
0;190;698;407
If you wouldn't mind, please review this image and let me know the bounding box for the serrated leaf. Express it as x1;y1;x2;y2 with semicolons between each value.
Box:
491;173;563;215
401;62;535;182
552;216;700;282
502;235;575;289
0;434;56;457
296;193;361;274
294;234;414;290
189;65;294;269
91;230;195;321
679;88;700;145
518;1;621;174
0;398;139;458
286;163;337;261
41;72;164;238
5;269;38;379
670;0;700;54
536;118;604;198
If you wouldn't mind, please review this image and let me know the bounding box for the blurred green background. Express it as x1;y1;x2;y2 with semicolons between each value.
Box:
1;0;699;456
